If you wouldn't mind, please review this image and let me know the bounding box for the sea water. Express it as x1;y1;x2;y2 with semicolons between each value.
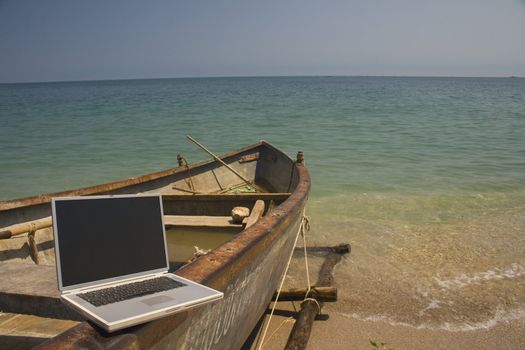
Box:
1;76;524;330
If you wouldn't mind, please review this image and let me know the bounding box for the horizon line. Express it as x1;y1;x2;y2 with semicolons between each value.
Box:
1;73;523;85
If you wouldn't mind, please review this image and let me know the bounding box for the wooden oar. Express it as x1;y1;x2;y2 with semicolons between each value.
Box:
186;135;252;186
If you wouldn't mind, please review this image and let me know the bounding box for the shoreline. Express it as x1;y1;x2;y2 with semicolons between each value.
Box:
250;241;525;349
253;302;525;349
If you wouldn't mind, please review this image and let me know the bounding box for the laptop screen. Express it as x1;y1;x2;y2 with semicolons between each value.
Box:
53;195;168;289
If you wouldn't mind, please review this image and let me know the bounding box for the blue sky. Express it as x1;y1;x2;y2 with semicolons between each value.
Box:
1;0;524;83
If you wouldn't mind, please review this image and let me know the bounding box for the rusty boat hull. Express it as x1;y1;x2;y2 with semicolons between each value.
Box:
0;141;311;349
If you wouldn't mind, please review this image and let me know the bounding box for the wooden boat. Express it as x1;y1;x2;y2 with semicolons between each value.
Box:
0;141;310;349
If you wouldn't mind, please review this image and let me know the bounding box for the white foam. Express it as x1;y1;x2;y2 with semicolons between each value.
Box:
433;263;525;290
339;305;525;332
418;298;442;316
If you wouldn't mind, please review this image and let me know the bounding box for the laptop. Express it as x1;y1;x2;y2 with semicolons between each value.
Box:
52;194;223;332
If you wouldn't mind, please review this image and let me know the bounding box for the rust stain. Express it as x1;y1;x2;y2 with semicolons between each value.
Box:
238;152;260;163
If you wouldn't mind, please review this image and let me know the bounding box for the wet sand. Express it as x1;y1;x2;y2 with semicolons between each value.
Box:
252;301;525;350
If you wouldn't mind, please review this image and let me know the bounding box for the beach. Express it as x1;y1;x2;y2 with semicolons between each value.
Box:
253;304;525;349
2;0;525;346
251;205;525;349
1;76;525;348
261;196;525;348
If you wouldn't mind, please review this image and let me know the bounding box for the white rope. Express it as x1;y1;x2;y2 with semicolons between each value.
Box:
303;297;322;315
299;216;320;314
256;210;307;350
260;317;295;348
301;215;311;297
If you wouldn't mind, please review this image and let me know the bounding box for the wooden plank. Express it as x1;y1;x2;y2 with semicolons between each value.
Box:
164;215;242;228
0;263;59;298
0;334;49;350
271;287;337;302
0;263;82;320
0;312;16;325
294;243;351;255
239;152;260;163
244;200;265;229
0;313;78;337
0;312;79;350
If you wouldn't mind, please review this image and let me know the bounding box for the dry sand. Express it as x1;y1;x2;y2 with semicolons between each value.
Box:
249;301;525;349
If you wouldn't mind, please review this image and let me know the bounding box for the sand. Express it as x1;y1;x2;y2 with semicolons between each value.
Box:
249;301;525;349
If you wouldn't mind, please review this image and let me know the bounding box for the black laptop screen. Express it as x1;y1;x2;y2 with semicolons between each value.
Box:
54;196;168;288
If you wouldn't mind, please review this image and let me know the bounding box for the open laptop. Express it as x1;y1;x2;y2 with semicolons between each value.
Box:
52;194;223;332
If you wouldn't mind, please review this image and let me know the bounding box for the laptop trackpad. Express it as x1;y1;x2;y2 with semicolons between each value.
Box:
141;295;174;307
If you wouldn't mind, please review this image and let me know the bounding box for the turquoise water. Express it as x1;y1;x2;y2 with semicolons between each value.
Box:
1;76;525;329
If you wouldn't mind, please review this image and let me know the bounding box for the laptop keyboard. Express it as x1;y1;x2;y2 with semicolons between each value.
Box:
78;276;186;307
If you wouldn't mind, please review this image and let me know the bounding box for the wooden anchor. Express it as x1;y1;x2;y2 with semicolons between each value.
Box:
284;243;350;350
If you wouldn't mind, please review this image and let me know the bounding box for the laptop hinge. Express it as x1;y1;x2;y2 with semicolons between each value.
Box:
63;271;169;294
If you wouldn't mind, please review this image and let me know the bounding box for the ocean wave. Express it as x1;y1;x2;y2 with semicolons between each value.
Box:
433;263;525;290
339;305;525;332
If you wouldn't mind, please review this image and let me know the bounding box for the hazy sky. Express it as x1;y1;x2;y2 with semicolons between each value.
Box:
1;0;524;83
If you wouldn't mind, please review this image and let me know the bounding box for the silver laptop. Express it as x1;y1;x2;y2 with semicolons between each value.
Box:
52;194;223;332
